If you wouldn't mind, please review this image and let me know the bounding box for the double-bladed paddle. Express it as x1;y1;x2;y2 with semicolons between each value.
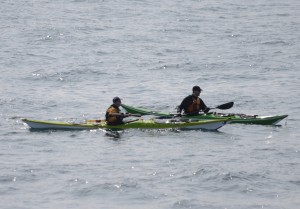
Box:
87;113;141;123
209;101;234;110
157;101;234;119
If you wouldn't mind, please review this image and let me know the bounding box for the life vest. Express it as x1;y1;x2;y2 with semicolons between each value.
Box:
186;97;201;113
105;105;122;124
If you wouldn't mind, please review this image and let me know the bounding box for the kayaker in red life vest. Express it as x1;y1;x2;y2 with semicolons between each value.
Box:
105;97;133;125
177;86;210;116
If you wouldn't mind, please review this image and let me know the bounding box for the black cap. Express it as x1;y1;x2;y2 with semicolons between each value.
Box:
113;97;121;103
192;86;202;92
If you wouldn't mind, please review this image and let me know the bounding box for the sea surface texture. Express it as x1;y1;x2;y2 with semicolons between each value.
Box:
1;0;299;208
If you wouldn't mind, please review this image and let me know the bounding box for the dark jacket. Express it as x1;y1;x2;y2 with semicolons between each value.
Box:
105;104;124;125
178;95;209;115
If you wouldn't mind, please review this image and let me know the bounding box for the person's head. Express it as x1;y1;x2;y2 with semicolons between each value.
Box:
113;96;122;106
192;86;202;97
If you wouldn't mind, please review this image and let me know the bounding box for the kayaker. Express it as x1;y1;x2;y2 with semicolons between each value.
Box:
177;86;210;116
105;97;132;125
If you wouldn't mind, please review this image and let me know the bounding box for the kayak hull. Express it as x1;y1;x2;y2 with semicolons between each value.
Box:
228;115;288;125
121;104;288;125
22;118;228;131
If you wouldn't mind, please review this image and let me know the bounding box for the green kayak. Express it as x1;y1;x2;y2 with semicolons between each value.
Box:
121;104;288;125
22;118;228;131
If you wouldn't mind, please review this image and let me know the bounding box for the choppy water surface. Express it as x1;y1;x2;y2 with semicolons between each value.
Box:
1;0;300;208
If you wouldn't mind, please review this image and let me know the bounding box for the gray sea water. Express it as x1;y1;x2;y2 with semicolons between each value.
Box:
1;0;300;208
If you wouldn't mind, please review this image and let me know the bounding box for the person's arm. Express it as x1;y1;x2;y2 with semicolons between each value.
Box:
200;99;210;113
108;113;132;117
178;96;191;114
177;102;183;114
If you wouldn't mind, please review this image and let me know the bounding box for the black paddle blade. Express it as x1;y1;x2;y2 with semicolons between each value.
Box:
216;102;234;110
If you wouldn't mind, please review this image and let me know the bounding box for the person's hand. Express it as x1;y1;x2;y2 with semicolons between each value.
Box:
122;113;131;118
204;108;210;113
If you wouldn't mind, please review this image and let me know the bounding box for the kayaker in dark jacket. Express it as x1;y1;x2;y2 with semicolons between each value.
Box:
106;97;132;125
177;86;210;116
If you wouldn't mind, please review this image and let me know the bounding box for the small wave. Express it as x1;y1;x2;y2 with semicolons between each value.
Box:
289;180;300;186
276;13;289;17
71;181;132;197
0;175;17;183
25;69;108;83
173;199;200;209
0;186;18;195
199;170;269;186
149;62;192;71
262;40;288;45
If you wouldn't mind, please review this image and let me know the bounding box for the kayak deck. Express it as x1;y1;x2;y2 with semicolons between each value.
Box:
22;118;228;131
185;113;288;125
121;104;288;125
220;113;288;125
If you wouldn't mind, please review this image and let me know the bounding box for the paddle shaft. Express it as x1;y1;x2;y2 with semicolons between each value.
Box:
176;101;234;114
87;113;141;123
157;102;234;119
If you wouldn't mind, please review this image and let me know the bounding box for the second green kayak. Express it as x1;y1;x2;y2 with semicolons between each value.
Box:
121;104;288;125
